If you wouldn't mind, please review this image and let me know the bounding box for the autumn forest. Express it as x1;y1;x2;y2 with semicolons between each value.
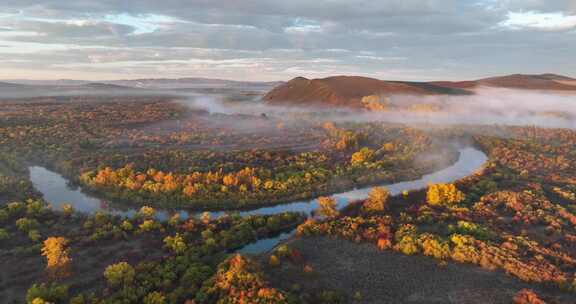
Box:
1;90;576;304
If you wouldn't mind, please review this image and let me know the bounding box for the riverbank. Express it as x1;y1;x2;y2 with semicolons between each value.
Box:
32;147;458;212
29;147;485;220
25;146;487;256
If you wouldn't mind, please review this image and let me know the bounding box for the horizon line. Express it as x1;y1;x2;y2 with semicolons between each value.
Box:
1;71;575;84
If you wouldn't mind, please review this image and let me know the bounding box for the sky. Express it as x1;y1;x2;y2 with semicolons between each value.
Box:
0;0;574;81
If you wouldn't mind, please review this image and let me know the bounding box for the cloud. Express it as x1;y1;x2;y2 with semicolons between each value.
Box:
104;13;185;35
498;11;576;31
0;1;574;80
284;18;325;34
12;19;136;38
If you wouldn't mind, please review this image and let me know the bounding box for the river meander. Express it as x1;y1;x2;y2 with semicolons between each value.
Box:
29;146;488;253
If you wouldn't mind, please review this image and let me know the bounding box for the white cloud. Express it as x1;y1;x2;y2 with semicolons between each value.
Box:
104;13;186;35
284;18;324;34
499;11;576;31
355;55;407;62
0;1;575;80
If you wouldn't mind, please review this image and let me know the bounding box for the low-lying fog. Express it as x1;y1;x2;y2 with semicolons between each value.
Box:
180;87;576;129
3;84;576;130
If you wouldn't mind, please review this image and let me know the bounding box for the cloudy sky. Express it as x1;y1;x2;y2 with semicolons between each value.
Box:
0;1;574;81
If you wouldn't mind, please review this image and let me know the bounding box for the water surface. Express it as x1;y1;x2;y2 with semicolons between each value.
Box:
30;146;487;253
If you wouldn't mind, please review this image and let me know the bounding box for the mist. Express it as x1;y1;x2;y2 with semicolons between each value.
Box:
177;87;576;130
4;82;576;131
393;88;576;129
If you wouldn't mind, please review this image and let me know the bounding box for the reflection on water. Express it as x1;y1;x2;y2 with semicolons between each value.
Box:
237;231;294;255
29;147;487;253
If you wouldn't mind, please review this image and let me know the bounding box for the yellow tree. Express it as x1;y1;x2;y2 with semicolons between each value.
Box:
382;142;395;152
361;95;388;111
426;183;465;206
139;206;156;218
427;184;441;205
162;173;179;192
317;196;339;218
152;171;165;183
322;121;336;132
42;236;71;279
201;211;211;224
251;176;262;189
61;203;74;218
351;147;374;166
364;187;390;212
335;137;348;151
222;174;238;187
182;185;197;197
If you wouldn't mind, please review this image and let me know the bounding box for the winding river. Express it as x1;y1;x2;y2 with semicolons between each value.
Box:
29;146;487;253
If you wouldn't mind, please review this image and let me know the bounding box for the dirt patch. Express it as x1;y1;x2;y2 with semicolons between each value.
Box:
262;237;573;304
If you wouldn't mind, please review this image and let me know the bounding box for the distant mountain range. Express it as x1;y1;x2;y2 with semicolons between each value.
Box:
430;74;576;91
105;78;282;90
0;81;150;98
0;81;29;88
0;78;282;98
5;79;90;86
263;74;576;108
5;78;281;90
2;74;575;103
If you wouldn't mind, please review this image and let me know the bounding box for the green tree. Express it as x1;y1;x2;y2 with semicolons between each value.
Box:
0;228;9;242
104;262;135;287
26;283;69;304
143;291;166;304
28;229;41;242
16;218;38;232
139;219;158;232
164;233;187;254
120;220;133;231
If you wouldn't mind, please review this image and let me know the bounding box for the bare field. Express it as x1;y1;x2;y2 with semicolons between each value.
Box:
262;237;574;304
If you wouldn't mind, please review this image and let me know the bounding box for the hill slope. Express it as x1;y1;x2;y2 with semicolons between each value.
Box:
431;74;576;91
263;76;470;107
